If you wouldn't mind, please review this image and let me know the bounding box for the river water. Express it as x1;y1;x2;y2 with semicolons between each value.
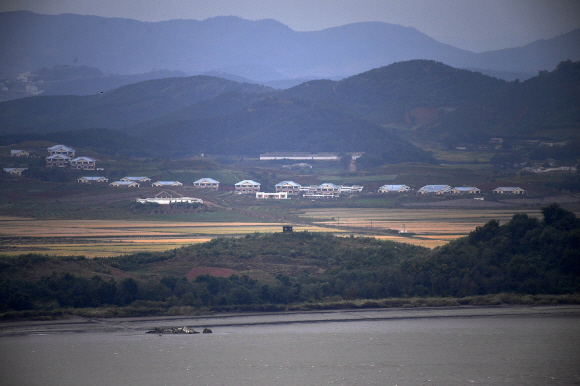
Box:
0;306;579;385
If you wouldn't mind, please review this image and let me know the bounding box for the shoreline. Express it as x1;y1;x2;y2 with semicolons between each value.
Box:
1;304;579;337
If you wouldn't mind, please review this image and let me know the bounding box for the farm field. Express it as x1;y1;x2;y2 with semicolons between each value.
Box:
0;216;341;257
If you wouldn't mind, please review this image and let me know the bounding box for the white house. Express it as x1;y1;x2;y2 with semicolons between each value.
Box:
452;187;481;194
256;192;289;199
378;185;411;193
110;181;140;187
46;154;71;168
136;191;203;205
275;181;302;195
417;185;453;195
304;183;341;198
193;178;219;190
3;168;27;176
11;150;29;158
152;181;183;187
235;180;261;194
493;187;525;194
47;145;75;157
339;185;363;194
122;176;151;183
70;156;96;170
78;176;108;183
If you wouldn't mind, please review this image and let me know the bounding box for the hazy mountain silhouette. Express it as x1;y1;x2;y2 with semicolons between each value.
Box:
2;11;578;81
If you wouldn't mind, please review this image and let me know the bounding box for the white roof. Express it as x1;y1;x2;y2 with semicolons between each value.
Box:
11;150;26;154
123;176;150;181
235;180;260;186
46;154;71;160
111;181;138;185
419;185;452;192
380;185;409;189
71;157;96;162
4;167;27;172
153;181;182;185
80;176;107;180
453;187;479;191
275;181;301;187
495;187;524;191
194;178;219;183
318;183;340;189
48;144;74;151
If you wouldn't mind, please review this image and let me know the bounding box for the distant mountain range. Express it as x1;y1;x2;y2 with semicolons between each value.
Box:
1;60;577;162
1;11;579;81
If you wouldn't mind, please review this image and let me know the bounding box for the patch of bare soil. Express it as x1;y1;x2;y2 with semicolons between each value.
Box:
185;267;237;280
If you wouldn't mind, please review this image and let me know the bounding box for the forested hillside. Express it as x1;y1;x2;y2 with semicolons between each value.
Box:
1;205;578;316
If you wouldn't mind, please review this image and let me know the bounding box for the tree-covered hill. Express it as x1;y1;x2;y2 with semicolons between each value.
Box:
0;76;269;134
283;60;508;126
137;95;436;161
422;60;580;143
1;205;578;316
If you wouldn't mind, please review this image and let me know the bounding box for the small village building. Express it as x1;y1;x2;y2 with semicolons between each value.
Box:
110;181;140;187
136;191;203;205
256;192;289;199
260;152;339;161
235;180;261;194
11;150;29;157
70;156;96;170
452;187;481;194
417;185;453;195
283;226;293;233
493;187;525;194
152;181;183;187
339;185;364;194
193;178;219;190
122;176;151;183
275;181;302;195
78;176;108;183
47;145;75;157
46;154;71;168
304;183;341;198
3;167;27;176
378;185;411;193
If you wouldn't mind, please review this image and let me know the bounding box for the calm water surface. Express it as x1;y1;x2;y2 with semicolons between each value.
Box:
1;306;579;385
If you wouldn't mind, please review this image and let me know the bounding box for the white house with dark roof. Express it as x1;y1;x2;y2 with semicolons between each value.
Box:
70;156;96;170
110;180;140;187
417;185;453;195
122;176;151;183
78;176;108;183
452;187;481;194
193;178;220;190
47;145;75;157
379;185;411;193
11;150;29;157
46;154;71;168
235;180;261;194
493;187;525;194
152;181;183;187
275;181;302;195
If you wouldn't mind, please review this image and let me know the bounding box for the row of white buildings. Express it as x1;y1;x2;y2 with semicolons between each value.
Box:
378;184;525;195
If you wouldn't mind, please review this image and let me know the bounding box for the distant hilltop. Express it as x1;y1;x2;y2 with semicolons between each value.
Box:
1;11;579;80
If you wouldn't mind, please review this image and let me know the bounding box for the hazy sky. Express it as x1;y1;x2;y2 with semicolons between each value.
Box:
2;0;580;51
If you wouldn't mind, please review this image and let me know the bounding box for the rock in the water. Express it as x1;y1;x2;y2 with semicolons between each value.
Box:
150;326;199;334
203;328;212;334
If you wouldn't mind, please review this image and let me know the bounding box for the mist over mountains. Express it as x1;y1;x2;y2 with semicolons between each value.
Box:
1;11;579;81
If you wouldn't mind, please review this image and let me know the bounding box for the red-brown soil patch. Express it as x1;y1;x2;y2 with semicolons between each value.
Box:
409;107;439;124
186;266;237;280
